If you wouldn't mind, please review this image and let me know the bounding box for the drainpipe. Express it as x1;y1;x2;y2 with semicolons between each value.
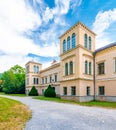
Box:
93;53;96;101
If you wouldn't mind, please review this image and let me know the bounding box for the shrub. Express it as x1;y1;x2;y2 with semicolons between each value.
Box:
28;86;38;96
44;85;56;97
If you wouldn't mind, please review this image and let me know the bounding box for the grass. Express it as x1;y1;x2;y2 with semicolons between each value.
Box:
35;96;116;109
0;97;31;130
0;92;27;97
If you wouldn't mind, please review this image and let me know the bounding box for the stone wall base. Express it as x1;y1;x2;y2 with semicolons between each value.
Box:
96;96;116;102
61;96;94;102
61;95;116;102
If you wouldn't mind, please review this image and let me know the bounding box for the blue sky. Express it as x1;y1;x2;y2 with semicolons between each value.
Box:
0;0;116;72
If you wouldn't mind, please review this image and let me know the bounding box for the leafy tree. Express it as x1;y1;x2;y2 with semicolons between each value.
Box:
0;79;3;92
10;65;25;74
28;86;38;96
2;65;25;94
44;85;56;97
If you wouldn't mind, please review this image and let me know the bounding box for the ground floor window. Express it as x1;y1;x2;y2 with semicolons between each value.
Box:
86;86;90;96
98;86;105;95
26;78;29;85
63;87;67;95
71;86;76;95
42;89;44;95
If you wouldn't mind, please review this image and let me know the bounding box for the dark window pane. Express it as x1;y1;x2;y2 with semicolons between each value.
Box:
99;86;105;95
98;62;104;74
70;61;73;74
63;87;67;95
72;33;76;48
71;86;76;95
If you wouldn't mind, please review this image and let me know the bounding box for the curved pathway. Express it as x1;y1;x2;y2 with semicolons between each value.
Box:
1;95;116;130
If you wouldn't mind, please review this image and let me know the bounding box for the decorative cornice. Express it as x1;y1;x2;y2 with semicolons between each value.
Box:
94;42;116;55
60;44;93;57
40;63;60;73
59;21;96;39
60;77;93;82
25;61;42;66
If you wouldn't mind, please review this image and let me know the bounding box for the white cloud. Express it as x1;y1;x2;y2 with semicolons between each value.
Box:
0;0;81;72
43;7;54;23
0;54;32;72
70;0;82;9
0;0;42;72
92;8;116;48
53;0;70;15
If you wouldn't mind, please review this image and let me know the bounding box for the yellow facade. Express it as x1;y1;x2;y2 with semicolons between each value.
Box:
25;22;116;102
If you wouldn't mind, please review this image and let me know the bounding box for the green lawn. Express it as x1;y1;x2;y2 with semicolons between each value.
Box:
35;96;116;109
0;92;27;97
0;97;31;130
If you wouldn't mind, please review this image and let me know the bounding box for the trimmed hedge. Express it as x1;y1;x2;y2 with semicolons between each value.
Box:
44;85;56;97
28;86;38;96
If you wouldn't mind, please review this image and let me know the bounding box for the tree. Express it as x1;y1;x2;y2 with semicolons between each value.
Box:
44;85;56;97
28;86;38;96
2;65;25;94
0;80;3;92
10;65;25;74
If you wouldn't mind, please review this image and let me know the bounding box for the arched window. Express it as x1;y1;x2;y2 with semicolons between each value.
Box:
85;60;88;74
72;33;76;48
34;65;36;73
84;34;87;48
70;61;73;74
63;40;66;53
89;37;91;50
34;66;39;73
65;63;68;76
67;36;70;50
36;66;39;73
33;77;39;84
89;62;92;75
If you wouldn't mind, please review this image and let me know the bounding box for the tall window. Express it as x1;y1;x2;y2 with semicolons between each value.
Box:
98;62;105;75
50;76;52;83
70;61;73;74
63;87;67;95
33;65;39;73
26;65;29;73
36;66;39;73
65;63;68;76
63;40;66;53
71;86;76;95
72;33;76;48
67;36;70;50
99;86;105;95
42;89;44;95
85;60;88;74
33;78;39;84
55;74;57;82
89;36;91;50
89;62;92;75
84;34;87;48
45;77;47;84
26;78;29;85
86;86;90;96
42;78;44;84
114;59;116;72
34;65;36;73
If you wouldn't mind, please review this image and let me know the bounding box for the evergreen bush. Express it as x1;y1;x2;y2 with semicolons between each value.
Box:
28;86;38;96
44;85;56;97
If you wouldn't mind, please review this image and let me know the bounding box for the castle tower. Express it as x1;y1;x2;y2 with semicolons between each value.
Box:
60;22;96;101
25;61;42;94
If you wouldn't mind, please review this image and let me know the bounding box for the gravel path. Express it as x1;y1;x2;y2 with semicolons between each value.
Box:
1;95;116;130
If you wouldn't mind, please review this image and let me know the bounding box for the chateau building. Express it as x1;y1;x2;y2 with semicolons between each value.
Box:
25;22;116;102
